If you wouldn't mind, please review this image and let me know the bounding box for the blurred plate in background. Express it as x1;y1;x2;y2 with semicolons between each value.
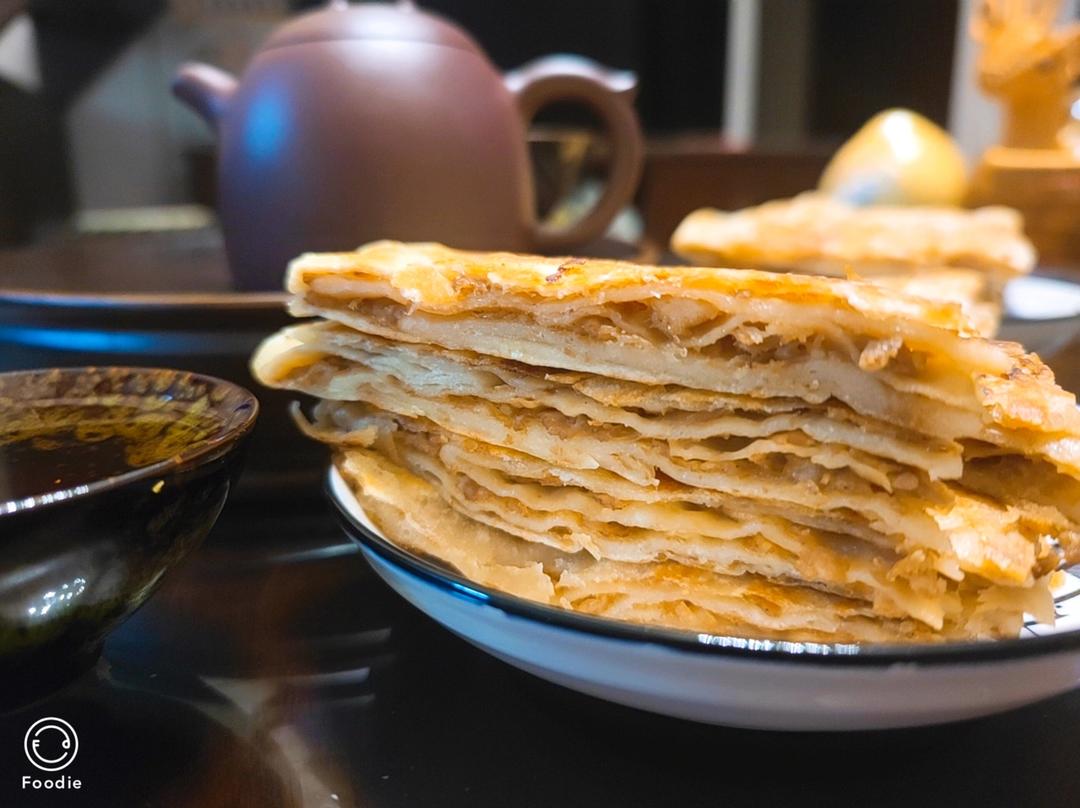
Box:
1000;274;1080;358
0;229;327;505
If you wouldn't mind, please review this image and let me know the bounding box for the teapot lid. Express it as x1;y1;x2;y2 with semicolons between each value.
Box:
264;0;484;55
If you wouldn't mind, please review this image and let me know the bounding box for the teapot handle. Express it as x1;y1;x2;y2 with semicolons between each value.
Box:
506;55;644;253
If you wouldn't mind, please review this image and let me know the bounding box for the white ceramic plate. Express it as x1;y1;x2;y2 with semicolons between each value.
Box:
328;467;1080;731
999;274;1080;357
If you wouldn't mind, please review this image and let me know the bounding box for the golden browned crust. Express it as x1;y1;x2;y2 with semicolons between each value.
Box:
284;241;1080;442
286;239;972;331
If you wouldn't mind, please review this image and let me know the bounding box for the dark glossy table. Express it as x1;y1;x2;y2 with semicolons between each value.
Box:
3;500;1080;808
3;233;1080;807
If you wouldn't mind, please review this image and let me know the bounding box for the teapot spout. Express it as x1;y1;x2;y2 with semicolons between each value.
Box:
172;63;238;130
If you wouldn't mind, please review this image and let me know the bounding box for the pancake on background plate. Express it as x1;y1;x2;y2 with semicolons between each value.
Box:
670;192;1037;337
253;241;1080;643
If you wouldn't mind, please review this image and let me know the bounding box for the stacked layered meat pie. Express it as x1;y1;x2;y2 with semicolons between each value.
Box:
253;241;1080;643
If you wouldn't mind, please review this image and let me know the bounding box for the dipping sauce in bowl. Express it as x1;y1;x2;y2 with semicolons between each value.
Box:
0;367;257;705
0;403;224;504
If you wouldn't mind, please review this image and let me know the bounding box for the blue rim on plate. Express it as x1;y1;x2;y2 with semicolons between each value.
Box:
326;469;1080;668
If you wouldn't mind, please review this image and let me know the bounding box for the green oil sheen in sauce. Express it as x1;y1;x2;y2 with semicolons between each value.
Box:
0;403;222;503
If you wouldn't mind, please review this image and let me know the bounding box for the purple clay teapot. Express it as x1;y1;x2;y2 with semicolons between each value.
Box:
173;0;644;290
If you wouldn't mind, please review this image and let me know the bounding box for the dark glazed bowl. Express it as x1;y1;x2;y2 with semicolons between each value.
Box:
0;367;258;707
